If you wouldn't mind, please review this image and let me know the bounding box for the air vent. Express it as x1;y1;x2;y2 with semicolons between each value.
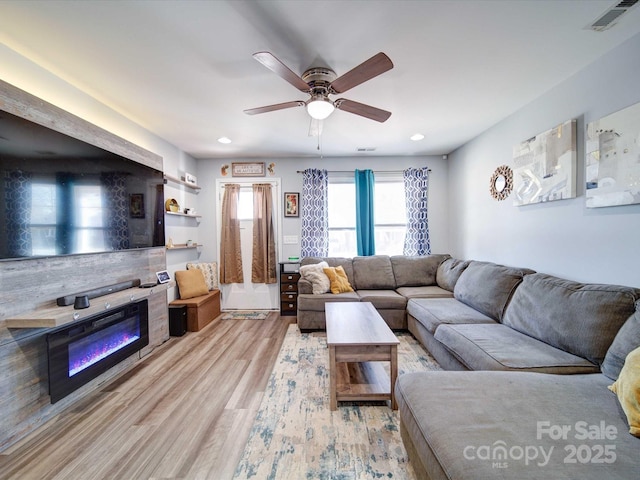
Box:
589;0;638;31
356;147;376;152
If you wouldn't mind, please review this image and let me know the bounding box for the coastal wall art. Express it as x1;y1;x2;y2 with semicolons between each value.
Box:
512;119;577;206
586;101;640;208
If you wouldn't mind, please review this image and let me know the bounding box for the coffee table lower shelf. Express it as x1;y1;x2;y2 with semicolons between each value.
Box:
329;344;398;410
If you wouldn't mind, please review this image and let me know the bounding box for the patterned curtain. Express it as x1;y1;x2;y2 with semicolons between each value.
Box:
4;171;33;257
101;172;130;250
355;169;375;256
219;184;244;284
300;169;329;258
403;167;431;256
251;184;277;284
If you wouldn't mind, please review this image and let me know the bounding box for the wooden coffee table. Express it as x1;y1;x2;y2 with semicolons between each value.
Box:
326;302;400;410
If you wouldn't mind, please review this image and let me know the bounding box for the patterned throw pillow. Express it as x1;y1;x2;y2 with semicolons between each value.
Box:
186;262;219;290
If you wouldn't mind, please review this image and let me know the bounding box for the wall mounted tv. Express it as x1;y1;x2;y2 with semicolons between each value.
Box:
0;110;165;261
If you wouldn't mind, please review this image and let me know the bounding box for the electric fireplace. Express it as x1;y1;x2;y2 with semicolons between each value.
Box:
47;299;149;403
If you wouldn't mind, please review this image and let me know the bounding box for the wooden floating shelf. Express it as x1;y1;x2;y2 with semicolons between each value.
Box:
166;244;202;250
164;174;201;191
5;281;175;329
165;211;201;218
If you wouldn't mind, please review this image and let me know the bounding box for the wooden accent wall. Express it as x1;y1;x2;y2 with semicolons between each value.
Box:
0;80;169;451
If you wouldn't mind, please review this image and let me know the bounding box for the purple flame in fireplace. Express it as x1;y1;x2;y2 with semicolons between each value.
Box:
68;316;141;377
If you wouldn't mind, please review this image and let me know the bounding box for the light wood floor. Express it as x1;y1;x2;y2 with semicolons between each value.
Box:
0;312;292;480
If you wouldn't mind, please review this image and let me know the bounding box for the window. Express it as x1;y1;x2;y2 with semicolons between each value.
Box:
328;175;406;257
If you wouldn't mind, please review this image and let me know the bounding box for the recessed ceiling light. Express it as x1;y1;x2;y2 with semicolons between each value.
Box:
410;133;425;141
217;137;232;144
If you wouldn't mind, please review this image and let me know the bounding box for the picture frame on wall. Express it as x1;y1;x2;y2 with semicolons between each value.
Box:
284;192;299;217
129;193;145;218
232;162;265;177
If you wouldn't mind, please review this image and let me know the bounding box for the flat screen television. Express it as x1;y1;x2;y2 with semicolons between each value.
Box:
0;109;165;260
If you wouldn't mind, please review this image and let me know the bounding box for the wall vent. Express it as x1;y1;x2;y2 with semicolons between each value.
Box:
589;0;638;31
356;147;376;152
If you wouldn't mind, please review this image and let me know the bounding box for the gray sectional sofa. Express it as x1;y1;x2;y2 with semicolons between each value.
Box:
296;254;640;479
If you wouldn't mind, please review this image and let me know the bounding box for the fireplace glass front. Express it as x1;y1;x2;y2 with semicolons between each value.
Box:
47;299;149;403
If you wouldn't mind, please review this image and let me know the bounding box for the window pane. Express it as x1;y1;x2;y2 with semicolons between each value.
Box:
375;182;405;225
237;190;253;220
328;229;357;257
328;183;355;228
73;185;104;227
375;225;406;256
30;183;57;224
75;228;107;253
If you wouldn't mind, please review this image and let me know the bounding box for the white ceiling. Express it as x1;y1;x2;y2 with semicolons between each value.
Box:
1;0;640;160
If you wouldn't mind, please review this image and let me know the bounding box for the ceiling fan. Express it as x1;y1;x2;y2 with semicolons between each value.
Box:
244;51;394;123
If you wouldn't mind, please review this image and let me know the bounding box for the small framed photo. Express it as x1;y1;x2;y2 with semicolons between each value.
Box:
184;172;197;185
156;270;171;284
129;193;145;218
284;192;299;217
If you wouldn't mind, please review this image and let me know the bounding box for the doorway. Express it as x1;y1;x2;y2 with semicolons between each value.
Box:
216;179;281;310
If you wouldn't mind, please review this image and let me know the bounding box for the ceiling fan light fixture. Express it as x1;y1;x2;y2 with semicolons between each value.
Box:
306;97;335;120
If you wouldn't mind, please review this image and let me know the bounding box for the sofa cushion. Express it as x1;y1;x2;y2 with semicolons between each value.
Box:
396;371;640;480
390;254;449;287
352;255;396;290
434;323;600;373
297;292;360;311
603;304;640;380
356;290;407;310
396;285;453;299
406;298;496;334
609;346;640;437
503;273;640;367
323;265;354;294
435;257;470;291
299;261;330;294
453;261;533;321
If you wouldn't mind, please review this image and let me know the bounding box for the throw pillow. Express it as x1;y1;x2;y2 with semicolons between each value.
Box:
608;346;640;437
186;262;219;290
323;265;354;294
300;261;330;294
175;269;209;300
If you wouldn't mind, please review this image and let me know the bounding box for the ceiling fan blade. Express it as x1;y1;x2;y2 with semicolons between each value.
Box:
329;52;393;94
334;98;391;123
244;101;305;115
253;52;310;92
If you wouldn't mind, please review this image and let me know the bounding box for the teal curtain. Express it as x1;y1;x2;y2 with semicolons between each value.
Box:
355;169;375;256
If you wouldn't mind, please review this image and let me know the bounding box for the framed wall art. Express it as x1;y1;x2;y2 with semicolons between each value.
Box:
232;162;265;177
586;101;640;208
129;193;145;218
284;192;299;217
512;119;577;206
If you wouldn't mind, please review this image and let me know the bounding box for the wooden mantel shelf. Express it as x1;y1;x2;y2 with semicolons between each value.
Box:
5;281;175;329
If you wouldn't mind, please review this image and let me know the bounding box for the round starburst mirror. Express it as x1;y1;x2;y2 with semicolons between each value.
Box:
490;165;513;201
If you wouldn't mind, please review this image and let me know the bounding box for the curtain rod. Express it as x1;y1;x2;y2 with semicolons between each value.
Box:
296;169;431;174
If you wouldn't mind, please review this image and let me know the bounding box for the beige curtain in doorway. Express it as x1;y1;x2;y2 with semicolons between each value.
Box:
251;183;277;284
219;184;244;284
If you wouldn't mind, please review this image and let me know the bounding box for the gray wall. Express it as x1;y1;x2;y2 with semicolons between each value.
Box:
197;155;449;262
448;32;640;287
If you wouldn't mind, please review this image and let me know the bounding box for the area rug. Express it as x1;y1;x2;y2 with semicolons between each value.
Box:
233;324;442;479
221;311;270;320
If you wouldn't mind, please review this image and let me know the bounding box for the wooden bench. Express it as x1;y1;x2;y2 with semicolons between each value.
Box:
169;289;221;331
